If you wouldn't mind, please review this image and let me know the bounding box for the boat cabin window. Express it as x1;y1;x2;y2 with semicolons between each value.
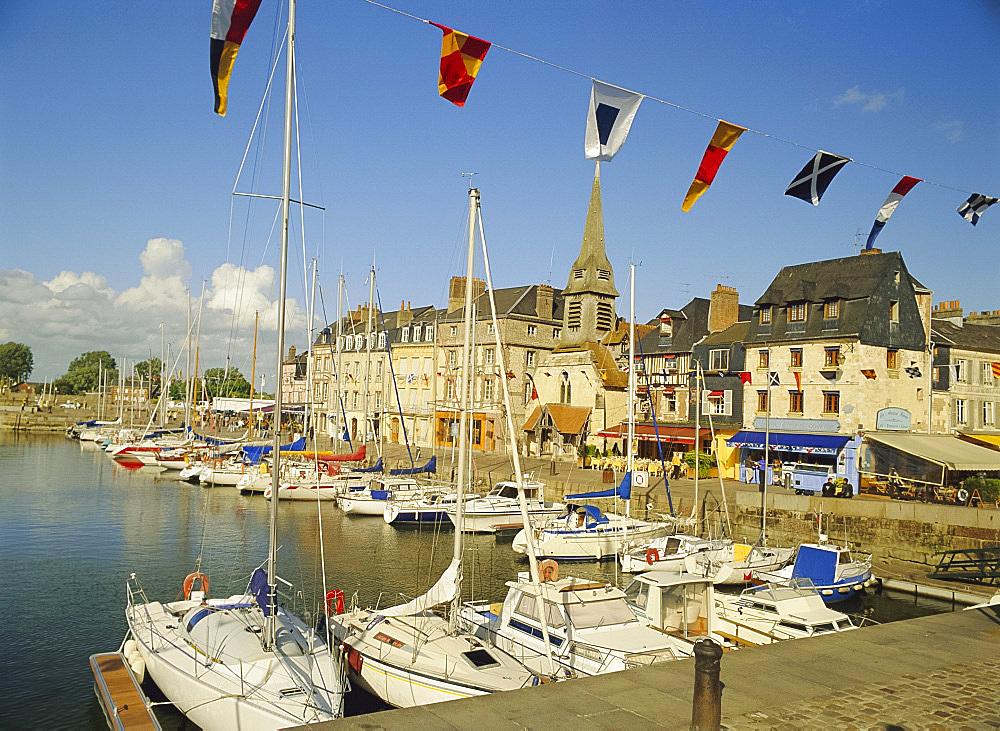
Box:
838;551;853;564
659;585;708;635
514;593;565;629
462;649;501;669
778;620;809;633
623;580;649;610
496;484;518;499
812;622;837;633
566;598;636;629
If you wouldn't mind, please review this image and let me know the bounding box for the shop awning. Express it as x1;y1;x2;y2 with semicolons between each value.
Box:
727;430;849;455
597;423;711;444
865;433;1000;471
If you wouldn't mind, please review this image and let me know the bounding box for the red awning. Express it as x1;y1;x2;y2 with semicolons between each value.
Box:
596;423;711;444
709;390;724;397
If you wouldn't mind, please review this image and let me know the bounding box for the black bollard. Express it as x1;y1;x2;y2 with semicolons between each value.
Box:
691;637;723;730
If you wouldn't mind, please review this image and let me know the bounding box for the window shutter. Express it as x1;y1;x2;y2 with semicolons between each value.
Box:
724;389;733;416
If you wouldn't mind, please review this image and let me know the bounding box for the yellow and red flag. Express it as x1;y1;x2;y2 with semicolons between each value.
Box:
210;0;263;116
429;22;491;107
992;362;1000;379
682;120;746;211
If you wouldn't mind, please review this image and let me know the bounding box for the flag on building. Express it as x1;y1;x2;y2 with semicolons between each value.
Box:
992;362;1000;379
905;365;922;378
526;372;539;401
739;371;752;385
861;369;877;380
957;193;999;226
210;0;263;116
768;372;780;387
428;22;491;107
784;151;851;206
584;80;643;161
866;176;921;249
793;371;801;390
682;121;747;211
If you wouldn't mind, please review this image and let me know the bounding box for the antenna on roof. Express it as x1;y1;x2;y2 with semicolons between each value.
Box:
852;229;864;254
679;282;691;298
547;241;555;286
461;172;477;189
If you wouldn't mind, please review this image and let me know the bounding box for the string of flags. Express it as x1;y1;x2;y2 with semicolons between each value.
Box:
211;0;997;233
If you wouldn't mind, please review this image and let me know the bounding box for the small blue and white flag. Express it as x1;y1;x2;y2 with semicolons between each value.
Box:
957;193;998;226
585;80;643;161
768;372;780;387
866;176;921;249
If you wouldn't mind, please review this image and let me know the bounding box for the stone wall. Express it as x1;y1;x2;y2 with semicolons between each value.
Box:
733;490;1000;566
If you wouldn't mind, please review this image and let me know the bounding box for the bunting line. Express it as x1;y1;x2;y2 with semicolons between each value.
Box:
359;0;990;200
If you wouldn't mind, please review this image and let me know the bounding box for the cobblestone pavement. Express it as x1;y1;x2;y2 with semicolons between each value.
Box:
725;657;1000;730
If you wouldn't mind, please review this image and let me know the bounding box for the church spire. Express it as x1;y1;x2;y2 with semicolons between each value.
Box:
565;162;618;298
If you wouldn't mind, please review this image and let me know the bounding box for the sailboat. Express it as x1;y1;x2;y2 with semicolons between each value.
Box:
329;188;539;707
124;1;346;726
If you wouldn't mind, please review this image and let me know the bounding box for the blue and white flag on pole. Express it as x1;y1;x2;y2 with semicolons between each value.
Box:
585;80;643;161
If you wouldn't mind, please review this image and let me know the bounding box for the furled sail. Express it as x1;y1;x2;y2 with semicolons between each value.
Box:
379;558;460;617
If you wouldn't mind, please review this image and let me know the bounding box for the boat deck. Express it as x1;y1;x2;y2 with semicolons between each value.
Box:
89;653;161;730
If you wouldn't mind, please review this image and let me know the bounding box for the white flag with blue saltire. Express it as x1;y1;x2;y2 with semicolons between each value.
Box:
585;80;643;161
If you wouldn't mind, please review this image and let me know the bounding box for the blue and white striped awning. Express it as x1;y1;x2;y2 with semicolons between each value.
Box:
727;431;849;455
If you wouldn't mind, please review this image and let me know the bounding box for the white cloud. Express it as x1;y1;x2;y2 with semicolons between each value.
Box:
834;85;904;112
935;119;965;144
0;238;305;381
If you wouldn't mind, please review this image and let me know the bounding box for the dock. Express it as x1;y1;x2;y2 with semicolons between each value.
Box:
313;600;1000;729
89;653;161;730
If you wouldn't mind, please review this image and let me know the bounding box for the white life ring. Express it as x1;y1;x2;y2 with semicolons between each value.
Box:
957;487;969;503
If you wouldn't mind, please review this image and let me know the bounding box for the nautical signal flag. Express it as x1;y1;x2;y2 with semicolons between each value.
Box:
866;176;921;250
991;362;1000;379
957;193;998;226
682;121;746;211
861;369;877;380
785;151;851;206
585;81;643;161
739;372;752;385
526;373;539;401
210;0;263;116
429;22;491;107
768;372;780;387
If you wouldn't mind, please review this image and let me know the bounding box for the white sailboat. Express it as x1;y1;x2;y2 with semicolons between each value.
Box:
124;1;346;726
329;188;539;707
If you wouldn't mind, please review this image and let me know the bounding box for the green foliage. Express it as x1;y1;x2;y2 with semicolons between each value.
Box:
683;451;715;477
57;350;118;394
0;342;33;386
134;358;164;397
964;477;1000;503
203;367;251;399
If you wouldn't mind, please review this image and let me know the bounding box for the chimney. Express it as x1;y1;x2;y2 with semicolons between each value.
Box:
933;299;964;326
397;300;414;326
708;284;739;333
448;276;485;313
535;285;554;320
287;345;296;362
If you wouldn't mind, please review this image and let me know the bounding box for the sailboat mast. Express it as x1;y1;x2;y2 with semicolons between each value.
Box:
450;186;478;631
249;311;258;437
307;258;317;442
626;262;635;519
335;272;344;445
266;0;296;651
363;256;375;452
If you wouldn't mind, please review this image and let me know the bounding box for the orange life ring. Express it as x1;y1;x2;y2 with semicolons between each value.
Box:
325;589;345;615
645;548;660;565
213;458;222;469
183;572;210;601
539;559;559;582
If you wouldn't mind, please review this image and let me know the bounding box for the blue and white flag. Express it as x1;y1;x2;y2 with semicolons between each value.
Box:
768;372;780;387
866;176;921;249
784;151;850;206
957;193;998;226
585;80;643;161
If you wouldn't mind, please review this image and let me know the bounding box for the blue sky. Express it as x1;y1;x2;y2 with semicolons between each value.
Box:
1;1;997;381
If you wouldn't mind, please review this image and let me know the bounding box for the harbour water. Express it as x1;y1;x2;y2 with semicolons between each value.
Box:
0;433;954;729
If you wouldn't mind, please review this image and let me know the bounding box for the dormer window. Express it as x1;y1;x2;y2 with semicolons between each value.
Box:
660;316;672;336
401;327;410;343
412;325;422;341
823;300;840;319
890;300;899;322
759;307;772;325
788;303;806;322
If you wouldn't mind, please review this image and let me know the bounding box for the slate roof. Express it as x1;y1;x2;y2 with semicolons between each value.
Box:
932;320;1000;356
700;320;751;347
441;284;564;323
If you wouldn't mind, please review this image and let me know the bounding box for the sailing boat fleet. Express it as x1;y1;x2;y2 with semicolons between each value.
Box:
86;3;883;727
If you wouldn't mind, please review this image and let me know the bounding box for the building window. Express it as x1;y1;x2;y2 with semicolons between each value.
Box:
788;303;806;322
376;360;383;378
484;378;495;402
596;301;615;332
424;325;434;342
375;392;381;409
401;327;409;343
824;347;840;368
352;392;359;409
378;333;386;349
567;300;582;329
956;399;967;424
706;392;726;415
887;349;900;370
890;300;899;322
956;359;967;382
664;392;677;412
758;350;769;369
824;300;840;319
484;348;495;365
412;325;422;341
822;391;840;414
983;401;995;426
573;269;584;279
524;381;533;404
757;390;769;412
448;350;457;367
449;325;458;337
526;325;536;337
709;349;730;371
526;350;536;367
789;391;804;413
983;362;994;385
789;349;803;368
487;323;496;335
553;327;561;339
559;379;572;404
759;307;772;325
446;380;455;401
597;269;611;281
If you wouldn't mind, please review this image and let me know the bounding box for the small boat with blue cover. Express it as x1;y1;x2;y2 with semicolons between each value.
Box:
756;539;876;603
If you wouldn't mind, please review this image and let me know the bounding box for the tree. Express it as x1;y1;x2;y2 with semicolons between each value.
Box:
57;351;118;394
134;358;164;398
204;367;251;399
0;342;33;389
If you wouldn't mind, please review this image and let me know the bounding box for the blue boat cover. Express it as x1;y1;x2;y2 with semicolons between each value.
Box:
250;567;272;617
566;471;632;501
791;545;837;583
727;431;849;455
369;489;391;500
389;456;437;475
354;457;384;473
564;503;610;527
241;437;308;465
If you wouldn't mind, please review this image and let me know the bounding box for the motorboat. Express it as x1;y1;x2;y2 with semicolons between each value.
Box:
339;477;423;515
685;542;795;584
755;539;876;603
513;504;672;561
445;479;563;533
619;533;710;573
460;567;693;677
